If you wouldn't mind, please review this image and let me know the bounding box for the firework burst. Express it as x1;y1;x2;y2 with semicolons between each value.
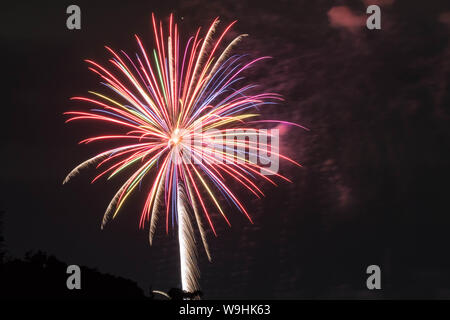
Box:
64;14;302;293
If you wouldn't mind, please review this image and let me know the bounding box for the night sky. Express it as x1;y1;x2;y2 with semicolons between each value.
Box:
2;0;450;299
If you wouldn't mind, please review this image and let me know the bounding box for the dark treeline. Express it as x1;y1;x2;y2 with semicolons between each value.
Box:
0;211;149;299
0;211;202;300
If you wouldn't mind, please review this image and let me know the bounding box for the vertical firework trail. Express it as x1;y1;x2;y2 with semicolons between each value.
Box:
63;14;304;294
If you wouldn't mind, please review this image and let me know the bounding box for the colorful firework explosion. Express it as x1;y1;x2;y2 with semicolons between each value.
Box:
64;14;302;292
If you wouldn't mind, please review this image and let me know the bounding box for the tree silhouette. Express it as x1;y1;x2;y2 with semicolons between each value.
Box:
0;211;152;300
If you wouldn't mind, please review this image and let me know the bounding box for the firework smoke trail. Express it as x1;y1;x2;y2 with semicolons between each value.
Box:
63;14;303;294
177;183;199;292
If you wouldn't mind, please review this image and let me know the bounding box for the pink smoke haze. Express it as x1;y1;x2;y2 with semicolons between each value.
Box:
327;6;365;32
439;12;450;25
363;0;395;6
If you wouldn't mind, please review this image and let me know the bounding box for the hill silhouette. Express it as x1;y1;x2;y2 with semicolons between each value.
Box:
1;251;149;299
0;211;204;300
0;211;149;300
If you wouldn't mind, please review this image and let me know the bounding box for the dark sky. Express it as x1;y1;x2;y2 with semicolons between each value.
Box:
1;0;450;298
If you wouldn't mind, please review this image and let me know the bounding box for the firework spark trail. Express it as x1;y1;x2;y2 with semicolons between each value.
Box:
177;183;199;292
64;13;303;294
